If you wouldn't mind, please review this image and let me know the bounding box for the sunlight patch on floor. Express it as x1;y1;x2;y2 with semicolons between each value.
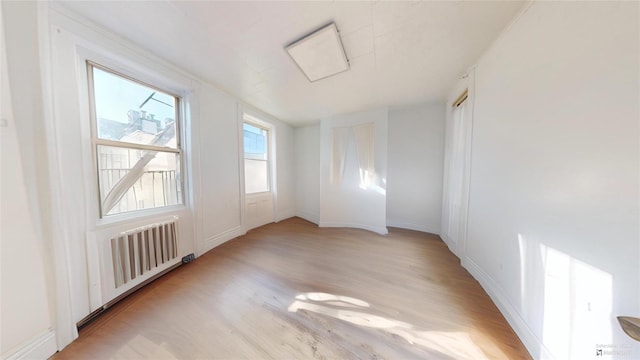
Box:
116;334;180;359
295;292;370;307
289;292;495;359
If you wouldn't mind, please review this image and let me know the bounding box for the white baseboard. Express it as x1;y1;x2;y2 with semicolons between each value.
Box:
245;217;275;232
202;226;242;254
385;219;439;234
439;233;461;258
4;330;57;360
296;211;319;225
275;209;296;222
461;256;552;360
319;222;388;235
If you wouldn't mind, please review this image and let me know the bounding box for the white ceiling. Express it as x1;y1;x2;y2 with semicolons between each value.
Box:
56;1;526;126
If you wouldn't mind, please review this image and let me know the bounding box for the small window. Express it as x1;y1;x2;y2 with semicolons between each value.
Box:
243;122;270;194
88;63;183;217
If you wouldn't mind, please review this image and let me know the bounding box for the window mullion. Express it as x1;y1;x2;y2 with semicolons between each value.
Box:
95;139;180;154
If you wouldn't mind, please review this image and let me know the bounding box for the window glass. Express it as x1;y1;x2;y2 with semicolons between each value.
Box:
243;122;269;194
93;67;178;148
244;159;269;194
90;64;182;217
243;123;267;160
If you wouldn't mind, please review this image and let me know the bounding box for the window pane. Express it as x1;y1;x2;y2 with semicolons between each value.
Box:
243;123;267;160
92;67;178;148
244;159;269;194
97;145;181;216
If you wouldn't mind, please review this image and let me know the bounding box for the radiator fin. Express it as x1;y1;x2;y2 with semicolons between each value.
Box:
111;220;178;288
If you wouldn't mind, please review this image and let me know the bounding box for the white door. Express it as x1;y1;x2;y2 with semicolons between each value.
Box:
242;116;274;231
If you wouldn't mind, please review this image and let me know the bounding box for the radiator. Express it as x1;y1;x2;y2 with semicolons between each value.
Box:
110;220;178;288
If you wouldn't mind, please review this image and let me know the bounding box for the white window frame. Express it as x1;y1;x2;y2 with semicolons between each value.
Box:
243;116;271;195
87;61;184;218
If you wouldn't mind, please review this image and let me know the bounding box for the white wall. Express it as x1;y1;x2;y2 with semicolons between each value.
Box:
273;116;296;222
296;104;445;233
319;108;388;234
1;4;57;357
387;104;445;234
5;3;295;350
460;2;639;359
195;84;243;253
294;124;320;224
49;7;198;322
195;89;296;252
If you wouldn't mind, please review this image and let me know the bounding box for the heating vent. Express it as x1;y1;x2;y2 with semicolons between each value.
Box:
110;220;178;288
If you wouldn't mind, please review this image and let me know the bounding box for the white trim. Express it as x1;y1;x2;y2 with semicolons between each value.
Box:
37;2;78;349
102;258;182;307
440;67;476;261
385;220;438;235
188;87;204;258
319;222;388;235
73;44;192;226
458;67;476;259
239;103;283;143
239;105;278;232
296;212;320;225
48;4;200;93
439;233;461;258
275;210;296;223
4;330;57;360
85;231;102;312
237;103;247;233
202;226;243;254
461;256;546;360
179;90;199;262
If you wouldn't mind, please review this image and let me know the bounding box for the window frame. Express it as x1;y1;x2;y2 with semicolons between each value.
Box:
242;119;271;195
87;61;184;218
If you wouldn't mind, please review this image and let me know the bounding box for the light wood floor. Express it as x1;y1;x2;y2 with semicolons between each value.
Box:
52;217;530;359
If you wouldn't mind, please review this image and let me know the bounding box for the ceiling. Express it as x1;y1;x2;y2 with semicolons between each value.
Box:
56;1;526;126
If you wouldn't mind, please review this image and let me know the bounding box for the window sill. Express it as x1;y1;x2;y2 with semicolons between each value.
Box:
94;204;188;229
246;191;272;197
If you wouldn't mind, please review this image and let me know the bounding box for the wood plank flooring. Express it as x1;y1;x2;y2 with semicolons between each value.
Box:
51;217;530;359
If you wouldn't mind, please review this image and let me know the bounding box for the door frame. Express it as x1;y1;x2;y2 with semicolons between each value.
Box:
237;106;277;233
441;67;476;259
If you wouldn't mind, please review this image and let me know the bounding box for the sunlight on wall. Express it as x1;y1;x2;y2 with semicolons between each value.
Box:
289;292;497;359
331;123;385;195
320;109;388;234
358;174;386;196
518;234;613;359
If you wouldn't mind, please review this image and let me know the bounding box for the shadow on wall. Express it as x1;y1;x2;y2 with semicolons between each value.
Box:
517;234;636;359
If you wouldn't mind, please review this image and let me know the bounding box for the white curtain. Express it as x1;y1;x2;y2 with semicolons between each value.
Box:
446;103;467;243
330;123;375;187
331;126;351;184
352;123;375;188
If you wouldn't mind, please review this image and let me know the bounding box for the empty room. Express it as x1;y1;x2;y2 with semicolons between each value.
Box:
1;1;638;359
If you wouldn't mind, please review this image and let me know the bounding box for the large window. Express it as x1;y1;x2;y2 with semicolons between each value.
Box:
243;122;270;194
88;63;182;217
